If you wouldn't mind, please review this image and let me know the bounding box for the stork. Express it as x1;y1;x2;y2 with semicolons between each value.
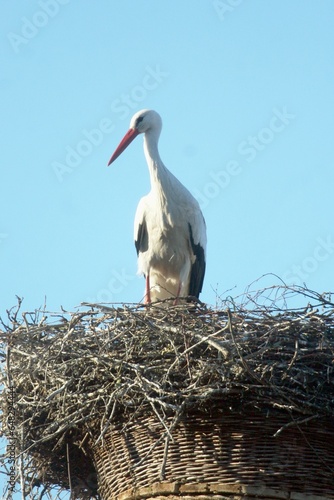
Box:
108;109;206;303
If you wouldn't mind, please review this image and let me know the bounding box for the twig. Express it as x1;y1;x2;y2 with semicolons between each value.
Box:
227;308;263;384
273;414;319;437
66;443;72;496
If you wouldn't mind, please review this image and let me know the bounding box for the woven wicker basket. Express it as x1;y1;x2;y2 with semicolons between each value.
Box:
91;407;334;499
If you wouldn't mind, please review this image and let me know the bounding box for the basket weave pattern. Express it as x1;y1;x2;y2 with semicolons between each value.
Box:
92;409;334;499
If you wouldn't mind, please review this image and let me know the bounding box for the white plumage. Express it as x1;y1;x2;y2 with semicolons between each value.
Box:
108;109;206;303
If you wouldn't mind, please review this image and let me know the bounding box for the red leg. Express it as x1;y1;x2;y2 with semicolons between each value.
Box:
145;274;151;304
173;282;182;305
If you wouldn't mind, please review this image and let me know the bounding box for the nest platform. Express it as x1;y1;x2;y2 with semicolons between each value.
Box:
1;286;334;499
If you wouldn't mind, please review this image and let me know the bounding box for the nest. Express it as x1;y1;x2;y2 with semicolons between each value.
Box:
1;285;334;499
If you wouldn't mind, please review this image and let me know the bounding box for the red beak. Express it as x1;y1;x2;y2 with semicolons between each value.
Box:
107;128;139;166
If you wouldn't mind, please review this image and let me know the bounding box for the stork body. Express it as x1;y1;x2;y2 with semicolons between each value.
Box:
108;109;206;303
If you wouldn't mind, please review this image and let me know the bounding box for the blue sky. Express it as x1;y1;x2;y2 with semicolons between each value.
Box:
1;1;334;496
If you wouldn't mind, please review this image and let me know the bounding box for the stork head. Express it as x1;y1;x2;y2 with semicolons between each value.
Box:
130;109;162;134
108;109;162;166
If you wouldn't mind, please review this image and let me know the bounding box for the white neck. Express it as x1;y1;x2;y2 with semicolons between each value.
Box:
143;130;170;192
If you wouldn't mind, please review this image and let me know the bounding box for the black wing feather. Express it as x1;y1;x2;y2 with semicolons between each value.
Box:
188;223;206;298
135;218;149;256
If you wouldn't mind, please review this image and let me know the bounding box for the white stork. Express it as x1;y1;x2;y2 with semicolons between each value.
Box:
108;109;206;303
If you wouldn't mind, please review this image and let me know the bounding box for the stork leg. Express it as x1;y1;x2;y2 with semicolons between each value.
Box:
173;282;182;305
145;274;151;304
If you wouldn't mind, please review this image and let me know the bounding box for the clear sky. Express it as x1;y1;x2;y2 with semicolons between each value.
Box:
1;1;334;497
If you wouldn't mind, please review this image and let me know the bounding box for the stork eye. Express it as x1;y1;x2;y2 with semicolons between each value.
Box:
135;116;144;127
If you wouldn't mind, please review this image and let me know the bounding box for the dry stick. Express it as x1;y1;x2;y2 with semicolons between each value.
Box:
130;402;186;476
164;324;232;381
66;442;73;496
159;402;186;481
273;414;319;437
46;381;71;402
227;309;263;385
148;401;174;441
37;485;48;500
274;413;334;475
286;337;299;372
21;411;94;456
131;427;167;471
160;435;170;481
5;345;12;388
294;420;334;475
18;426;26;500
95;400;117;445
